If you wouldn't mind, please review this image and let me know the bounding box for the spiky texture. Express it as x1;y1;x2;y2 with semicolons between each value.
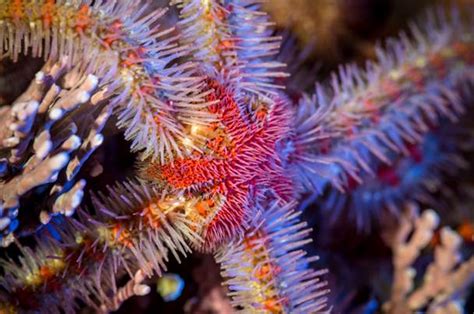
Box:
175;0;287;102
288;8;474;195
216;200;330;313
137;0;300;250
0;181;201;312
142;79;295;250
318;116;474;232
0;0;210;162
1;1;474;313
118;0;298;250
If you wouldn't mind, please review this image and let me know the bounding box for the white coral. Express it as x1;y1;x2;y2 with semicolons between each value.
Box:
384;204;474;314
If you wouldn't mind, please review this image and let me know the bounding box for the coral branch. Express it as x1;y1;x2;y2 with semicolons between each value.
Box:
0;60;110;245
384;205;474;314
100;269;150;313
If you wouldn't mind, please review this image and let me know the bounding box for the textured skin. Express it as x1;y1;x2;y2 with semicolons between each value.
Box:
147;79;295;249
0;1;473;313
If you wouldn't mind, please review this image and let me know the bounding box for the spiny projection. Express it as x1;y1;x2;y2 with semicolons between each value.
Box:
141;0;296;249
143;79;295;250
320;117;474;232
0;1;473;313
216;200;330;313
0;0;211;162
287;8;474;223
0;181;201;312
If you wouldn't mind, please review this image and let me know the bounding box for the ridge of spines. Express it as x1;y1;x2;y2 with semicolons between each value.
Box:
175;0;287;105
0;0;213;163
216;200;330;313
0;180;201;312
289;7;474;194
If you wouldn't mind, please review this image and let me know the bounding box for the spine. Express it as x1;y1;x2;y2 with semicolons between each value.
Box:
142;78;295;250
174;0;287;102
288;9;474;196
216;200;330;313
0;0;210;163
0;181;201;312
320;115;474;232
136;0;297;249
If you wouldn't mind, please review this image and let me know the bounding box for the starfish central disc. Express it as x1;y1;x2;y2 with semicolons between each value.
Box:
145;80;295;250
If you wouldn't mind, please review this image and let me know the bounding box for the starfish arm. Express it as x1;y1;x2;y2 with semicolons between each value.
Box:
0;181;201;312
216;200;330;313
318;116;474;232
175;0;287;102
0;0;211;163
288;9;474;195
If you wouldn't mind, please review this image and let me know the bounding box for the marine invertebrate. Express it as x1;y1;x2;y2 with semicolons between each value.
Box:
0;0;207;163
0;0;329;311
136;0;299;251
384;205;474;314
0;181;200;312
289;8;474;222
318;116;474;231
217;200;329;313
0;0;472;313
0;59;110;246
143;79;294;249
